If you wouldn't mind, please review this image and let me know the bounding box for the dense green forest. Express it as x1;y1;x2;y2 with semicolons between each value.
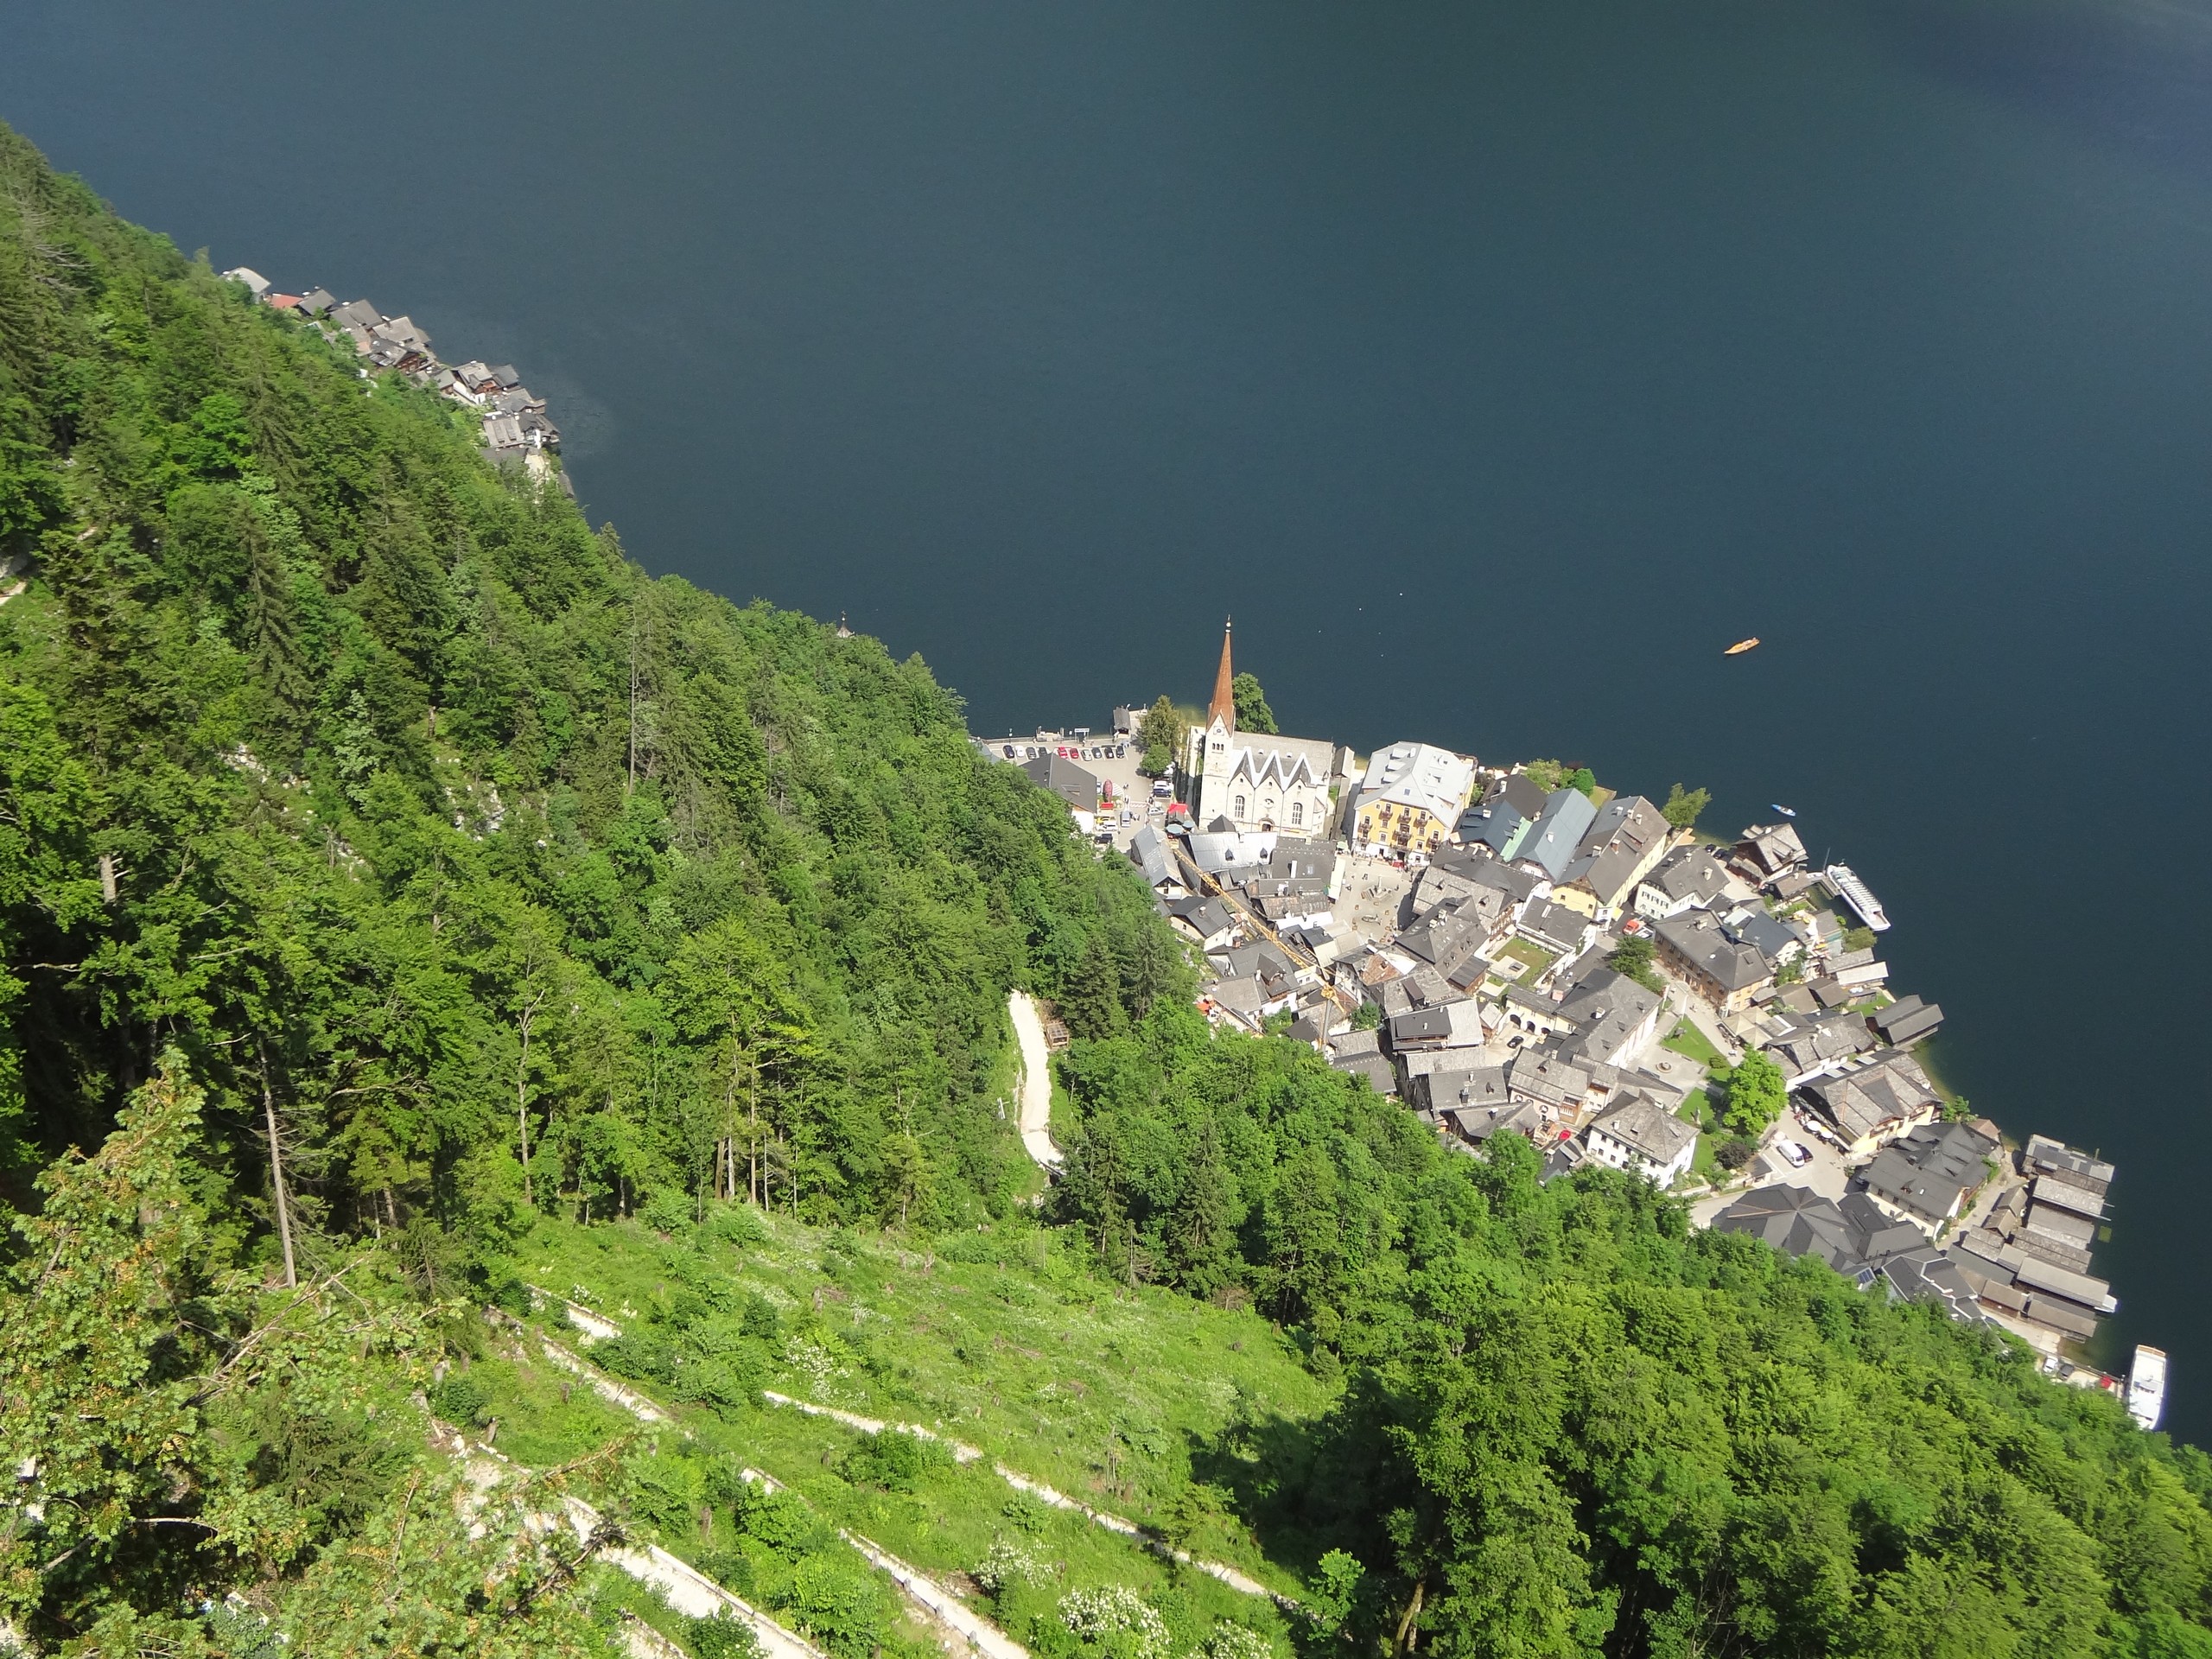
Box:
1052;1013;2212;1657
4;120;2212;1659
0;121;1176;1241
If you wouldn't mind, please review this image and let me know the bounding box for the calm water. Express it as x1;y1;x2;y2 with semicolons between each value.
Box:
8;0;2209;1439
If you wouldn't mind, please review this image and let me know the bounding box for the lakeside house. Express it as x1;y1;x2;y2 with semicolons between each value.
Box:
1948;1134;2122;1341
221;268;569;474
1460;772;1549;861
1349;741;1478;866
1552;794;1675;918
1859;1119;2000;1233
1799;1051;1942;1158
1513;788;1599;882
1874;995;1944;1046
1633;845;1734;920
1731;822;1808;890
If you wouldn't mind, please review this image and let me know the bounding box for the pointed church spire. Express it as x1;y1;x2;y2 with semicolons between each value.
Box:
1208;617;1236;731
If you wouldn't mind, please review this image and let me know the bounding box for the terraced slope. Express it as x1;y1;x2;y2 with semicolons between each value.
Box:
454;1211;1328;1659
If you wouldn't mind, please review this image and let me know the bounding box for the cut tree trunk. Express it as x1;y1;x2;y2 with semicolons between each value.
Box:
258;1048;296;1289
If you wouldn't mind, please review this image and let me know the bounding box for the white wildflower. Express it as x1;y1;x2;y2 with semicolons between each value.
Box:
1186;1624;1275;1659
1058;1588;1171;1659
973;1535;1048;1593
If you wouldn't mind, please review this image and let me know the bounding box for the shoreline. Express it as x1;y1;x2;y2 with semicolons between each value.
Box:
995;709;2151;1407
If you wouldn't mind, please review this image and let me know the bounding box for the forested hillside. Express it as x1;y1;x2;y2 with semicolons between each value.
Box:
0;120;1175;1244
6;120;2212;1659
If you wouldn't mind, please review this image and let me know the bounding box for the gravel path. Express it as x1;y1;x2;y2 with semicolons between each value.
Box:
1009;992;1062;1170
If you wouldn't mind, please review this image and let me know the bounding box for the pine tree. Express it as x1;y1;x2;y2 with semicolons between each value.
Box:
245;511;313;740
1169;1111;1237;1301
1065;932;1125;1040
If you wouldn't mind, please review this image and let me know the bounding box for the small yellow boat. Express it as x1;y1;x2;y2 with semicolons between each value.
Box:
1724;636;1760;656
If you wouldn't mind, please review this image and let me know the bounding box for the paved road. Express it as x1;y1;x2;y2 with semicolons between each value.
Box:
1009;992;1062;1170
981;737;1159;851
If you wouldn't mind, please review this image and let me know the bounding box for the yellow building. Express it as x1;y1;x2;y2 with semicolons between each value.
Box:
1349;742;1476;865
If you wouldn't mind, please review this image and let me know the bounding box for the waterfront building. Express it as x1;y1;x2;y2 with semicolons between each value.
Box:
1185;621;1350;836
1349;741;1478;865
1553;794;1676;918
1513;788;1599;882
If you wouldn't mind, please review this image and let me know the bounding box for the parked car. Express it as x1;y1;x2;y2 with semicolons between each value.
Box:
1776;1140;1810;1168
1002;744;1016;759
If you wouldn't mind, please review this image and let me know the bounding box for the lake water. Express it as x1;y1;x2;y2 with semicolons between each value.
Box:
7;0;2209;1440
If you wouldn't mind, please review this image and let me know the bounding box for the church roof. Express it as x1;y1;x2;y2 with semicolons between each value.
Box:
1209;620;1236;729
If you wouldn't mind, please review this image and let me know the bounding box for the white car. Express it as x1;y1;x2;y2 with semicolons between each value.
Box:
1776;1139;1810;1168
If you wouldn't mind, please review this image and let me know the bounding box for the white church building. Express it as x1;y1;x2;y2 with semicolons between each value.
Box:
1183;622;1352;836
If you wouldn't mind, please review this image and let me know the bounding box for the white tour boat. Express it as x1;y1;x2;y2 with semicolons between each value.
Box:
2128;1344;2168;1432
1823;863;1891;931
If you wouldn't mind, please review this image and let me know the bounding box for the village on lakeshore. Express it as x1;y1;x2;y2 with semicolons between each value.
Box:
218;264;569;480
977;622;2163;1429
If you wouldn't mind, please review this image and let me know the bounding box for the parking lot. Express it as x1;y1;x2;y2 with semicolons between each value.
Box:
985;732;1164;852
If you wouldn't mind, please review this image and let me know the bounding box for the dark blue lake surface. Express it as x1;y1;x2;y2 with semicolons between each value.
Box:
7;0;2209;1437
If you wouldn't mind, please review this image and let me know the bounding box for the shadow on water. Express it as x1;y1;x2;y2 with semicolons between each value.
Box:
1863;0;2212;179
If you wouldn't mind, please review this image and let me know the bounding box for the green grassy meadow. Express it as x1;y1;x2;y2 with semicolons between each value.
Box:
461;1211;1330;1656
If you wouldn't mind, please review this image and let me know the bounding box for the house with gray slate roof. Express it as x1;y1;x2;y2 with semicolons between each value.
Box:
1556;795;1674;918
1395;900;1488;980
1652;908;1773;1010
1873;995;1943;1046
1800;1050;1941;1157
1507;1049;1592;1115
1127;824;1182;893
1166;895;1236;952
1444;1096;1548;1152
1514;788;1600;882
1713;1185;1875;1278
1860;1119;1999;1233
1460;772;1549;860
1584;1090;1697;1185
1516;899;1595;962
1554;968;1664;1070
1022;753;1101;816
1633;846;1732;920
1763;1007;1877;1085
1407;1064;1511;1120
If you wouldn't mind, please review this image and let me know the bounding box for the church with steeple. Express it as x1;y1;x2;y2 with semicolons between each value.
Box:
1183;620;1352;837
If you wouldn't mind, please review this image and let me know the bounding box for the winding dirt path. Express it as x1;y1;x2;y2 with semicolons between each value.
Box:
1009;992;1062;1171
741;1465;1029;1659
